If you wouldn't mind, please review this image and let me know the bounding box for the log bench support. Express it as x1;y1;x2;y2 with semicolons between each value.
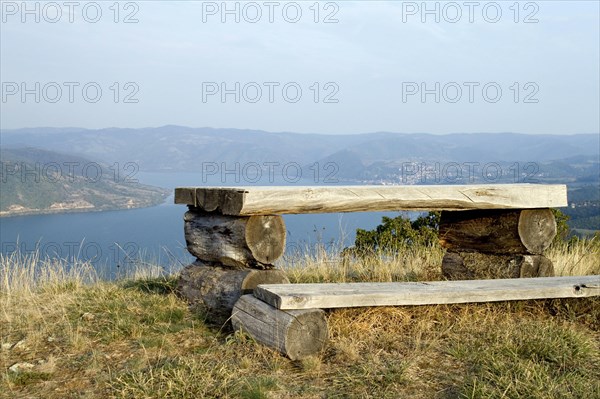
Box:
184;210;286;269
439;209;557;279
177;261;289;326
176;206;289;327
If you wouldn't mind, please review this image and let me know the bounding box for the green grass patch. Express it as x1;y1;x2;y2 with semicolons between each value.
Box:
122;276;177;295
450;320;600;398
238;376;279;399
6;371;52;387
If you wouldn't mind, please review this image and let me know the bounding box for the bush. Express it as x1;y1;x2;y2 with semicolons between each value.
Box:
551;208;571;245
352;212;440;255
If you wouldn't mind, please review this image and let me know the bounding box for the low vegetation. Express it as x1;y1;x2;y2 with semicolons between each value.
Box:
0;148;169;216
1;222;599;398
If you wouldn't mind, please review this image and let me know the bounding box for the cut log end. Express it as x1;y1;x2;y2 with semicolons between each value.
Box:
246;215;286;264
284;310;329;359
519;254;555;278
232;295;328;360
518;209;557;254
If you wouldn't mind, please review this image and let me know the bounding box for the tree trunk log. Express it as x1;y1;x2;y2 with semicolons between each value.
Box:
184;210;286;268
439;209;556;255
232;294;329;360
176;262;290;327
442;251;555;280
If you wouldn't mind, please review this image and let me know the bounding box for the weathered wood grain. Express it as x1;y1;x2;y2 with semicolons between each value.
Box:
254;275;600;310
174;184;568;215
231;295;328;360
176;262;289;327
439;209;556;255
184;211;286;268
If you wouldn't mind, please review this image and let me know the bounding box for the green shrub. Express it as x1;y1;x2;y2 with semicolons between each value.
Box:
352;212;440;255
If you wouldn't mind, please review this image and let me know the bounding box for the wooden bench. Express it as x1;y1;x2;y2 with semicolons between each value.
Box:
232;276;600;360
172;184;599;360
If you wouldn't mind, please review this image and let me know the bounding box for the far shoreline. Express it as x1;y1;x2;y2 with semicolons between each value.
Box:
0;197;170;219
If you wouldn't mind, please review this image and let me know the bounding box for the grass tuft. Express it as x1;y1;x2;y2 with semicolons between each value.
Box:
122;276;178;295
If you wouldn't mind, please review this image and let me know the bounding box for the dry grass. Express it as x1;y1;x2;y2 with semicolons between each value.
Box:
1;241;599;398
547;238;600;276
1;250;99;296
281;243;444;284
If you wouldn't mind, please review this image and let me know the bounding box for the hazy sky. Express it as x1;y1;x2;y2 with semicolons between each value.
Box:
1;0;599;134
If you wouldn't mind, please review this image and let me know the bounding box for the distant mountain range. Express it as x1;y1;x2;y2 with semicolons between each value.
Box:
0;147;169;217
1;126;598;174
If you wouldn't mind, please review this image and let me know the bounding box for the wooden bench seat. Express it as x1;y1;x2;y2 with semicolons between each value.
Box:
254;275;600;310
231;275;599;359
175;184;567;216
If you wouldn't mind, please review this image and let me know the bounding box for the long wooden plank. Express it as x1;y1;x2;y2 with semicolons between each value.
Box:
254;275;600;310
174;184;567;215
